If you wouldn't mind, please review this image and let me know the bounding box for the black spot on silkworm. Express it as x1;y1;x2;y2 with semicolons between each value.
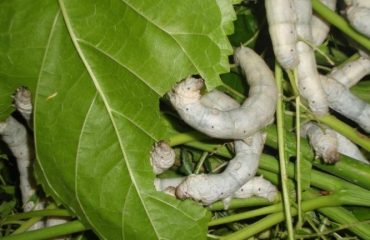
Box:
211;126;214;129
186;108;189;111
241;189;244;192
221;192;223;195
187;87;190;90
303;87;306;90
248;173;251;176
290;49;294;52
243;130;246;133
258;188;261;191
290;30;293;34
312;100;316;104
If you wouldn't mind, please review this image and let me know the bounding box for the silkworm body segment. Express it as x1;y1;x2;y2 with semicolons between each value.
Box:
265;0;299;69
168;47;277;139
175;132;266;205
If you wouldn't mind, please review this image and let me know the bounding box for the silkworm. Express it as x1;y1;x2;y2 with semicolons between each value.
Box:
168;46;277;139
345;0;370;38
233;175;278;202
155;175;278;203
150;141;176;175
328;55;370;88
12;86;33;124
175;132;266;205
311;0;337;46
320;75;370;133
0;116;45;230
293;0;313;40
296;42;329;115
292;0;329;115
265;0;299;69
301;122;368;164
336;132;368;164
301;122;340;163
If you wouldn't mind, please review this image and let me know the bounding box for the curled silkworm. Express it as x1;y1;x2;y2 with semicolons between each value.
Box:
233;175;278;202
328;55;370;88
346;2;370;38
168;47;277;139
311;0;337;46
296;42;329;115
301;122;340;163
12;86;33;125
320;75;370;133
175;132;266;205
150;141;176;175
265;0;299;69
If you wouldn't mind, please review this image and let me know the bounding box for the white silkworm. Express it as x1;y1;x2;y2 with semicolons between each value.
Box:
168;47;277;139
150;141;176;175
296;42;329;115
293;0;313;40
292;0;329;115
0;116;45;230
155;175;278;203
233;175;278;202
336;132;368;164
200;90;239;111
320;75;370;133
346;0;370;38
301;122;340;163
12;86;33;124
175;132;266;205
265;0;299;69
301;122;368;164
311;0;337;46
328;55;370;88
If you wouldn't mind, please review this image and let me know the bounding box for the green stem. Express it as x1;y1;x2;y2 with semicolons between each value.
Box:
2;209;71;224
209;204;283;227
221;188;370;240
194;152;208;174
312;0;370;51
314;114;370;151
208;197;276;211
275;63;295;240
11;217;43;235
221;195;339;240
318;207;370;239
2;221;87;240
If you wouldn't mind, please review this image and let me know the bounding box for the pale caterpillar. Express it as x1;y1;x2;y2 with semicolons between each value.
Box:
328;54;370;88
320;75;370;133
301;122;340;163
345;0;370;38
150;141;176;175
265;0;299;69
12;87;33;125
232;175;278;202
168;46;277;140
175;132;266;205
301;122;368;164
311;0;337;46
290;0;329;115
154;175;278;203
0;116;45;230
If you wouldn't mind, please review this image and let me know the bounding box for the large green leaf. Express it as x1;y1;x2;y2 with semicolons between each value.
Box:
0;0;236;239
